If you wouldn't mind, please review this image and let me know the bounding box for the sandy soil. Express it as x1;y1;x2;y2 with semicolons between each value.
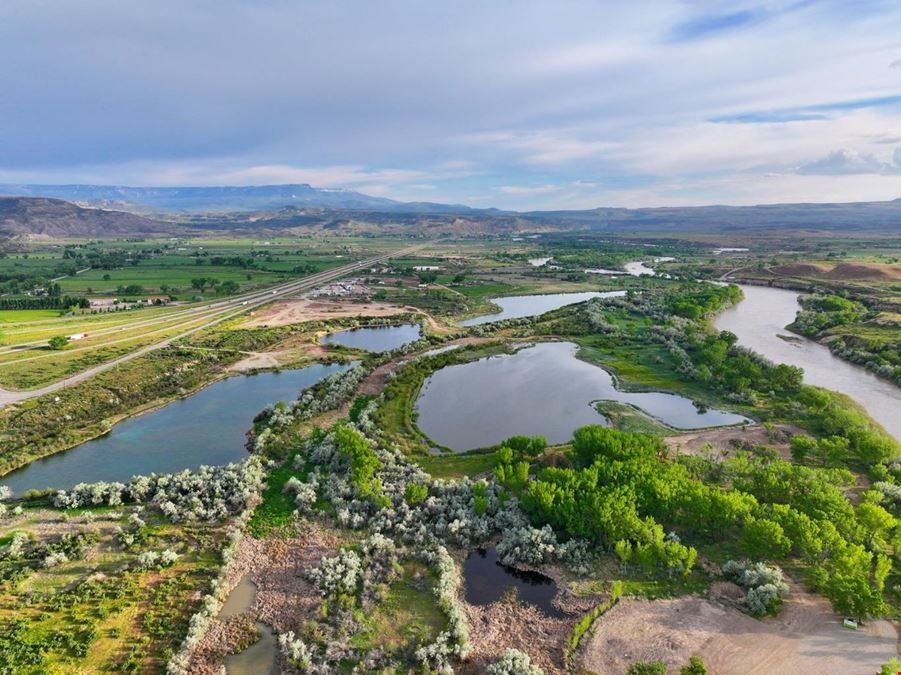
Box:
240;298;407;328
228;344;333;372
770;262;900;281
664;423;804;460
580;585;898;675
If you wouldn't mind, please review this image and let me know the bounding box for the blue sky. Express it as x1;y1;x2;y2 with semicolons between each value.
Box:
2;0;901;209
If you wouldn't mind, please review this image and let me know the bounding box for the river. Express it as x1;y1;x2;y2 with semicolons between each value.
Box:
714;284;901;442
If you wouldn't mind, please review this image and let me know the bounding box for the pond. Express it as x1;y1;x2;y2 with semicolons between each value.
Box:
459;291;625;326
415;342;750;451
321;323;421;352
624;257;675;277
220;575;278;675
463;547;565;618
715;284;901;442
225;625;277;675
0;362;352;493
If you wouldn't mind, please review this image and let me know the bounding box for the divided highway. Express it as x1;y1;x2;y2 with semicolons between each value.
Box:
0;243;429;408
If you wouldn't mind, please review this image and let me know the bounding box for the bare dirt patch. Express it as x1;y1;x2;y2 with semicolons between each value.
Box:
664;423;803;460
458;600;572;674
240;298;407;328
187;520;341;674
770;262;900;282
229;351;281;371
580;586;897;675
228;342;334;372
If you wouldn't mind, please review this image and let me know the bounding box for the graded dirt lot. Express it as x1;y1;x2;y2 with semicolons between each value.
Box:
240;298;406;328
580;586;897;675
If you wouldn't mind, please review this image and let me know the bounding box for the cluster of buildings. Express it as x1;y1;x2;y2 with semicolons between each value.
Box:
308;279;369;298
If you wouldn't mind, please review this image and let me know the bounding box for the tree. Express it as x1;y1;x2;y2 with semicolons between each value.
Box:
627;662;666;675
503;435;547;459
191;277;208;291
790;435;817;463
742;518;792;559
681;656;708;675
417;271;439;284
218;280;239;295
48;335;69;350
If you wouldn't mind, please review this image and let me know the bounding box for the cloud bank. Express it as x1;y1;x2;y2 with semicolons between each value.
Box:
1;0;901;209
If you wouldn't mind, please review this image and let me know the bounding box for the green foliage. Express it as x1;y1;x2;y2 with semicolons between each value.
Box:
502;435;547;459
880;656;901;675
564;580;622;669
741;518;792;559
665;283;741;320
627;661;667;675
48;335;69;350
493;447;530;492
404;483;429;505
522;426;699;576
680;656;708;675
336;425;385;502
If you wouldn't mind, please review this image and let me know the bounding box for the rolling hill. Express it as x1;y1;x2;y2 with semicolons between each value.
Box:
0;197;177;240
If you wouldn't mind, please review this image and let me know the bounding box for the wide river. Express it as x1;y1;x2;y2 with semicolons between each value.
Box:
714;284;901;442
1;363;351;493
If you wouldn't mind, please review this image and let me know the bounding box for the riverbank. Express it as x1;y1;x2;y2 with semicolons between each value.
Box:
715;284;901;442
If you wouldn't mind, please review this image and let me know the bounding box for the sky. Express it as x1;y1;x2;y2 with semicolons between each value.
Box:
2;0;901;210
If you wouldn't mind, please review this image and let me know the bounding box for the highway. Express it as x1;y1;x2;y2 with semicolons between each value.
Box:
0;243;428;407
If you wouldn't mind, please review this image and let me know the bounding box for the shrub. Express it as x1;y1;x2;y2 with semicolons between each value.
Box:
627;661;666;675
723;560;788;615
487;648;544;675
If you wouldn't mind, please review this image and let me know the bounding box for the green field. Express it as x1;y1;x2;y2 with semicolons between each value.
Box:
0;309;63;323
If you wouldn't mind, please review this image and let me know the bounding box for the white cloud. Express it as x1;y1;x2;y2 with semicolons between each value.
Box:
797;147;901;175
495;184;561;195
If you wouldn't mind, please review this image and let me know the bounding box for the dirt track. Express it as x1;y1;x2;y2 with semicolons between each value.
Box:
581;586;897;675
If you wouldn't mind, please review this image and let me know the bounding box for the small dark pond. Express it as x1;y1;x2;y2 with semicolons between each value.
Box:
1;362;351;493
459;291;625;326
416;342;750;451
321;323;421;352
464;547;565;618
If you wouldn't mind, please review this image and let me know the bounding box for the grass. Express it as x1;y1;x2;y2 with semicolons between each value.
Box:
247;450;306;538
594;401;671;435
416;451;497;479
348;561;447;654
0;309;63;323
564;580;622;669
